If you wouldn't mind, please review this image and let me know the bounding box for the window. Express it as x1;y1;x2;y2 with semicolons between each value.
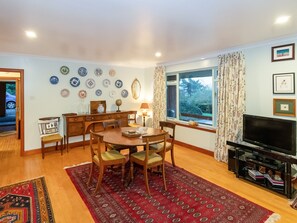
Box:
166;67;218;127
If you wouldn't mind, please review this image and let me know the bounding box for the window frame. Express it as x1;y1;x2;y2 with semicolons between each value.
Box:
166;66;218;127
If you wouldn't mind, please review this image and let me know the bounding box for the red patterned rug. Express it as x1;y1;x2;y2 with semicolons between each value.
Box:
0;177;55;223
65;163;280;223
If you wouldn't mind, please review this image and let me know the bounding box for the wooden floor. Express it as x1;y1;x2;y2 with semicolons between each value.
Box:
0;134;296;222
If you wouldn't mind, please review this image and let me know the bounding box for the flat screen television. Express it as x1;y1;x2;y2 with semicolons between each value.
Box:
243;114;296;155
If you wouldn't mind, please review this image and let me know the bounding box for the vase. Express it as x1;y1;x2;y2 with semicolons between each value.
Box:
97;104;104;113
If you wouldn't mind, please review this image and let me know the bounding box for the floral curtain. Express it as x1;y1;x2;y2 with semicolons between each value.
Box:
153;66;166;128
215;52;246;162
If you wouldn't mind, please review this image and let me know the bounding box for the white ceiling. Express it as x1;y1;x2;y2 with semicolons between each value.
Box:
1;0;297;68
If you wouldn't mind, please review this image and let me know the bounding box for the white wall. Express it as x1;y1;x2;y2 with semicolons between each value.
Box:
164;37;297;153
0;54;149;151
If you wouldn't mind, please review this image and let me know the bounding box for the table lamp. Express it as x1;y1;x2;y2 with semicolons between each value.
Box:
140;103;149;126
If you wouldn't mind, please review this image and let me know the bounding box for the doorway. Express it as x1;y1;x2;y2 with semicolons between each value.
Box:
0;81;16;135
0;68;24;156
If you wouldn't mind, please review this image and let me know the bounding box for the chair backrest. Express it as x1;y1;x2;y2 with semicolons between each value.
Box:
38;117;60;137
89;129;104;162
102;119;121;130
159;121;176;142
142;132;167;162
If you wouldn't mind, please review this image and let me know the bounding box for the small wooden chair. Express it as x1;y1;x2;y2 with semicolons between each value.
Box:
130;131;168;196
87;129;126;193
150;121;176;167
38;117;63;159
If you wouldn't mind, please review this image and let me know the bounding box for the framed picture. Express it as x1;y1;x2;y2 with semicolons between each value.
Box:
273;72;295;94
273;98;296;117
271;43;295;62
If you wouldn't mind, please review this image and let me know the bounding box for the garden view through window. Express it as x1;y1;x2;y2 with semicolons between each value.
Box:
166;67;217;126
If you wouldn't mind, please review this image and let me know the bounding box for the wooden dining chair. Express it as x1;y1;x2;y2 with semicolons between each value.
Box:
38;117;64;159
130;131;168;196
87;129;127;193
102;119;137;153
149;121;176;167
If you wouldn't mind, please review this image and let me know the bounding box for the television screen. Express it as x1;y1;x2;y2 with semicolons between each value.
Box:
243;114;296;155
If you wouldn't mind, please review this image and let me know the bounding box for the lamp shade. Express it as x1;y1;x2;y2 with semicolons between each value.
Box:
140;103;149;109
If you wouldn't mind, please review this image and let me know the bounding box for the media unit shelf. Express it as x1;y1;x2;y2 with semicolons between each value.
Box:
227;140;297;198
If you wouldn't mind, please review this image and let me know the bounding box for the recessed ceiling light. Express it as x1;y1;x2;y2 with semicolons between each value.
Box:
25;30;37;38
155;52;162;58
274;16;290;24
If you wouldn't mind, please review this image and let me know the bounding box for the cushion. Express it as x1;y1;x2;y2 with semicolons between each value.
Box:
131;151;162;164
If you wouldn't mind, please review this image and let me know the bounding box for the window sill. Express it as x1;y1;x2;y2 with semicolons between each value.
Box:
167;119;216;133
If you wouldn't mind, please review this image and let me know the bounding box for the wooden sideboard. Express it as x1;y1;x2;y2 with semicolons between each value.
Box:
62;110;137;150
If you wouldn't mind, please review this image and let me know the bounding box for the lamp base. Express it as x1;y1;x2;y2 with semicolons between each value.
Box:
116;106;121;112
142;116;146;127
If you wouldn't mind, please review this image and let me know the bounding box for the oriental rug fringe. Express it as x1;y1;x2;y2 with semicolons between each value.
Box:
0;176;55;223
65;163;280;223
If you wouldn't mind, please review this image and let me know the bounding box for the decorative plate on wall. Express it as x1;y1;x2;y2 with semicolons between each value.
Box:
50;75;59;85
115;79;123;88
70;77;80;87
94;68;103;76
103;79;111;87
78;90;87;99
109;69;116;77
121;89;128;98
109;90;116;98
78;67;88;77
85;78;96;89
60;89;70;97
60;66;69;75
95;89;102;96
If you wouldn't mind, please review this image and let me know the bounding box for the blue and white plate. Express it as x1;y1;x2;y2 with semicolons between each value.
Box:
50;75;59;85
121;89;128;98
115;79;123;88
78;67;88;77
70;77;80;87
95;89;102;96
103;79;111;87
85;78;96;89
94;68;103;76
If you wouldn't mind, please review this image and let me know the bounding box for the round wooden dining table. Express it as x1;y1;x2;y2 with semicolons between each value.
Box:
95;127;166;147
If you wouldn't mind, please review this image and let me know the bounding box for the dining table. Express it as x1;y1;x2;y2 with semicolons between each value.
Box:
95;126;166;148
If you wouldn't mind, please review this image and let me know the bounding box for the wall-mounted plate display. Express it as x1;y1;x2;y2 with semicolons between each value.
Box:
115;79;123;88
94;68;103;76
70;77;80;87
109;90;116;98
109;69;116;77
78;90;87;99
50;75;59;85
78;67;88;77
103;79;111;87
121;89;128;98
60;88;70;97
60;66;69;75
85;78;96;89
95;89;102;96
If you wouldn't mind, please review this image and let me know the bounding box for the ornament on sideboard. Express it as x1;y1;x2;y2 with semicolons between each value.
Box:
116;99;122;112
97;103;105;113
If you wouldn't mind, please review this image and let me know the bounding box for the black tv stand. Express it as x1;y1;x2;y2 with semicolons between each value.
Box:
227;140;297;198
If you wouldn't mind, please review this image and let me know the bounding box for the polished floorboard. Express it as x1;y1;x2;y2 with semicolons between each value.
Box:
0;134;296;223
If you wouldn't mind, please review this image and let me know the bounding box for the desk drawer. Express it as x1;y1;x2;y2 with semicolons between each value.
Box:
68;117;85;122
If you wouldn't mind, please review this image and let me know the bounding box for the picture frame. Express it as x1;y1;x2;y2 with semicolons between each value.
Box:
271;43;295;62
273;98;296;117
272;72;295;94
